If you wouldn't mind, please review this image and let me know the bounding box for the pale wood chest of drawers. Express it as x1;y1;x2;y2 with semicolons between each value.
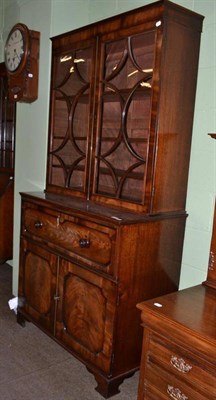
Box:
137;285;216;400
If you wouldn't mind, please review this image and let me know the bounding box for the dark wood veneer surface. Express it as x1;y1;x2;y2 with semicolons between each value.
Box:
17;1;203;397
0;63;15;263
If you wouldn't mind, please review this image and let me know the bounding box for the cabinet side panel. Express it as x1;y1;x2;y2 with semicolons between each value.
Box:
112;216;186;375
152;18;202;213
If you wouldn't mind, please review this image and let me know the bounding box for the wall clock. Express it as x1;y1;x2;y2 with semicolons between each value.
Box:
4;23;40;103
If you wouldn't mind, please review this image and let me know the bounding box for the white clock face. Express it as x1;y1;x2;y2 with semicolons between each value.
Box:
5;28;25;72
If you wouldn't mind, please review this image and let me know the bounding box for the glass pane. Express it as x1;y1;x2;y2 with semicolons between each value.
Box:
48;46;93;192
131;32;155;72
95;30;156;203
54;48;91;95
126;92;151;159
69;159;86;189
0;76;15;170
48;155;65;188
73;91;89;154
53;96;69;139
100;93;121;155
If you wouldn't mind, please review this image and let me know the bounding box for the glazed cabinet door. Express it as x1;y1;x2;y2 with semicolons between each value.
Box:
55;258;117;373
91;22;162;212
18;239;58;333
46;21;163;212
47;37;97;197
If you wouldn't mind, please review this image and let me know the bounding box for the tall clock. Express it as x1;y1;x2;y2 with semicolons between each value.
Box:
4;23;40;103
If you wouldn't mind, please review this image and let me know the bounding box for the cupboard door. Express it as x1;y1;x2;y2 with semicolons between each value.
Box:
18;239;57;333
47;38;97;197
55;259;117;373
92;24;161;211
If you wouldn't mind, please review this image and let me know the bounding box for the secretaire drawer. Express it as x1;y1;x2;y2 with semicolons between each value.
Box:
22;206;116;268
147;333;216;398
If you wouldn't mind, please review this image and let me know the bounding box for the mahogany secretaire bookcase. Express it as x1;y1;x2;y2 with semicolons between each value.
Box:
17;1;203;397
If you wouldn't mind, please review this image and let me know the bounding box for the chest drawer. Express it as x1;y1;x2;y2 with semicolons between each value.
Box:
22;206;116;268
145;361;210;400
146;333;216;398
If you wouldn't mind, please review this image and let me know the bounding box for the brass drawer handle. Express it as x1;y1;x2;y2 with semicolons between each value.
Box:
209;251;215;270
167;385;188;400
79;238;90;248
34;220;43;229
170;356;192;374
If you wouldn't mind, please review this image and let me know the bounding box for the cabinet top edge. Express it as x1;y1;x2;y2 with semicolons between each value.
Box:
137;284;216;341
19;191;187;225
50;0;204;47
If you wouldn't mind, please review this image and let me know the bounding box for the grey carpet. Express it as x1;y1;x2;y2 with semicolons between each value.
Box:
0;264;139;399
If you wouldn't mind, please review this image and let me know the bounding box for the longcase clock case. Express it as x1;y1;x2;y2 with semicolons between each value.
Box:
17;1;203;398
0;63;15;263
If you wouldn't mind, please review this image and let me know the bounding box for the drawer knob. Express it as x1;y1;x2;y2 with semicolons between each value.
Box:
34;221;43;229
167;385;188;400
79;238;90;248
170;356;192;374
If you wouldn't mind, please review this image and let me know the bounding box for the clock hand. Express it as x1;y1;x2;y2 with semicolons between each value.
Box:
13;50;21;61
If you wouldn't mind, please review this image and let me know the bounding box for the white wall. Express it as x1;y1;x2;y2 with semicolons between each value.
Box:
2;0;216;295
51;0;89;36
2;0;52;294
178;0;216;288
3;0;91;295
